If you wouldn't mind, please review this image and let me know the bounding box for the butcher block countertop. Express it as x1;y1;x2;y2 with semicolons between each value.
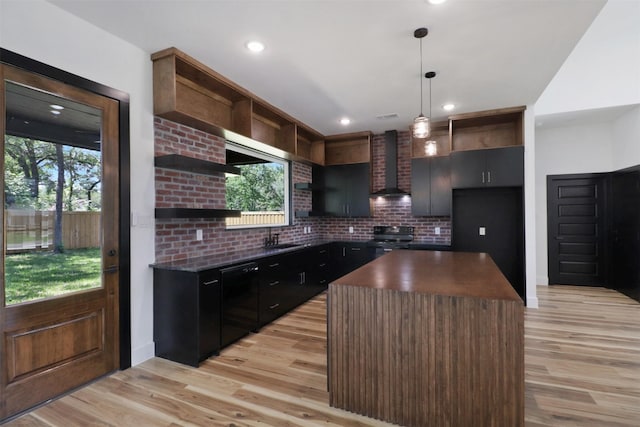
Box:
334;249;522;301
327;250;524;427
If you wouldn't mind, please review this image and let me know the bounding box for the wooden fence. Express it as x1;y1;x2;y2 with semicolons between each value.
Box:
226;211;286;227
5;210;101;253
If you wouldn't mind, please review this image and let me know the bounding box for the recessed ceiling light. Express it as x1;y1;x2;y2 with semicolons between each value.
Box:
50;104;64;110
50;110;61;115
442;103;455;111
428;0;447;4
340;117;351;125
246;41;265;53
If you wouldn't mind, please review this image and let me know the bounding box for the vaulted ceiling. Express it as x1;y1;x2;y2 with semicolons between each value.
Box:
48;0;606;135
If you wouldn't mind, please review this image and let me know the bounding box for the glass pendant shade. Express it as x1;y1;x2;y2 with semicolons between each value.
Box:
425;140;438;156
412;115;430;139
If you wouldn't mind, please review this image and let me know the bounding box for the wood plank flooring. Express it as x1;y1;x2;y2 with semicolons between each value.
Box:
4;285;640;427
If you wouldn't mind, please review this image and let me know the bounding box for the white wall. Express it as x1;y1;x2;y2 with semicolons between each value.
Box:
1;0;157;365
536;0;640;115
534;121;614;285
612;105;640;169
534;0;640;287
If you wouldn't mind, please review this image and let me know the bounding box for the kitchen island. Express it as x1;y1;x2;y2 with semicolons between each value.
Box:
327;250;524;427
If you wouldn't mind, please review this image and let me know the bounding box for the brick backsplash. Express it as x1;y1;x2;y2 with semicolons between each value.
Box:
154;118;451;263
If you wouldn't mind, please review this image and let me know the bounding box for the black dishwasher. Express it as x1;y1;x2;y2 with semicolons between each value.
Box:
220;262;259;347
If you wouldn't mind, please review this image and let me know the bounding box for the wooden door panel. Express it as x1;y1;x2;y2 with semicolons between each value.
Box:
547;175;605;286
1;64;119;420
6;309;104;382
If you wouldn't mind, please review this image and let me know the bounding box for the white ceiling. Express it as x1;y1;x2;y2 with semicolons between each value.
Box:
48;0;606;136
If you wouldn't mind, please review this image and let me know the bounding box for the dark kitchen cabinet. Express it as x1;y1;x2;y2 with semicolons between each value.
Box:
305;244;331;297
411;156;451;216
258;254;298;326
153;268;221;367
324;163;371;217
452;187;525;300
257;245;331;327
450;146;523;189
330;242;375;280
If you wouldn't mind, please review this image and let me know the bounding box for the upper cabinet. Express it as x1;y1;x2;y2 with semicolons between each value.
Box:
447;106;525;189
450;146;524;189
152;48;324;165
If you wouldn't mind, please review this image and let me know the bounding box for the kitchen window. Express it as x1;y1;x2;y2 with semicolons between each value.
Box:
225;142;290;229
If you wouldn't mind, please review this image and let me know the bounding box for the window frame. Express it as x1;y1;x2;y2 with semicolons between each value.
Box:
225;142;291;230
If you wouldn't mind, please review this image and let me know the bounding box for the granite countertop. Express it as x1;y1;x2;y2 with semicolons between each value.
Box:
332;250;521;302
150;239;333;272
150;239;452;273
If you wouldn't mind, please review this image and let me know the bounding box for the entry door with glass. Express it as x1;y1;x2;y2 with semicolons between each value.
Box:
0;65;119;420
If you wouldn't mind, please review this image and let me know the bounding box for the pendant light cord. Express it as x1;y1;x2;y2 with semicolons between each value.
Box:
429;75;432;119
419;37;424;116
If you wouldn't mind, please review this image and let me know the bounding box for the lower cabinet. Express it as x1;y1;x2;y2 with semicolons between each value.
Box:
153;243;352;366
153;268;221;367
258;244;331;327
329;242;375;281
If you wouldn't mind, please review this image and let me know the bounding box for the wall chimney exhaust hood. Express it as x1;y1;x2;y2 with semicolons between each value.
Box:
371;130;410;197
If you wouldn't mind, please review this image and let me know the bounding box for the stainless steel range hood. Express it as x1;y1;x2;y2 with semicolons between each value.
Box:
370;130;410;197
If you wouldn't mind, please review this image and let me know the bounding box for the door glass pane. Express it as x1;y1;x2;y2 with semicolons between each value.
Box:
4;81;103;305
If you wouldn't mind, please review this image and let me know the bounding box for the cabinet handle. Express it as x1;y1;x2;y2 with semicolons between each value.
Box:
268;263;280;268
342;247;346;257
269;303;280;310
482;171;485;183
319;250;327;254
319;280;327;284
203;279;218;286
487;171;491;183
319;263;326;267
269;280;280;287
351;247;361;251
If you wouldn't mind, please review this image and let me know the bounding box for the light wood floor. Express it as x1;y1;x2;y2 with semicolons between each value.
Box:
4;285;640;426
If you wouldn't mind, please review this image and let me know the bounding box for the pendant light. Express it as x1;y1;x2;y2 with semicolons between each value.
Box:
412;27;430;139
425;71;438;156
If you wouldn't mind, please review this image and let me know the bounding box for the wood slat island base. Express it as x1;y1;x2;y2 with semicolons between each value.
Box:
327;250;524;427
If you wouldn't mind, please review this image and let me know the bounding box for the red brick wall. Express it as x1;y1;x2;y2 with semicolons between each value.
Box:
154;118;450;263
322;130;451;243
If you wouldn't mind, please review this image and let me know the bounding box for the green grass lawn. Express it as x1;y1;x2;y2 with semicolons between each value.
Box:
5;248;101;305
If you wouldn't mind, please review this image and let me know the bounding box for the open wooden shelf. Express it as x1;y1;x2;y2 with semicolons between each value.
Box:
155;208;241;219
450;106;525;152
155;154;240;176
152;47;326;165
324;131;372;166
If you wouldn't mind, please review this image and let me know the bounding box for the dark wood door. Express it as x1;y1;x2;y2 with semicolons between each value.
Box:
486;146;524;187
324;163;370;217
610;166;640;300
1;65;120;419
410;158;431;215
453;188;525;299
430;156;451;216
411;156;451;216
346;162;371;217
324;164;345;216
547;174;606;286
450;150;485;188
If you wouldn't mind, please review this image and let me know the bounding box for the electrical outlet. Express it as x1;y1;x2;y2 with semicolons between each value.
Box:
196;229;203;241
349;226;354;234
435;227;441;235
479;227;486;236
